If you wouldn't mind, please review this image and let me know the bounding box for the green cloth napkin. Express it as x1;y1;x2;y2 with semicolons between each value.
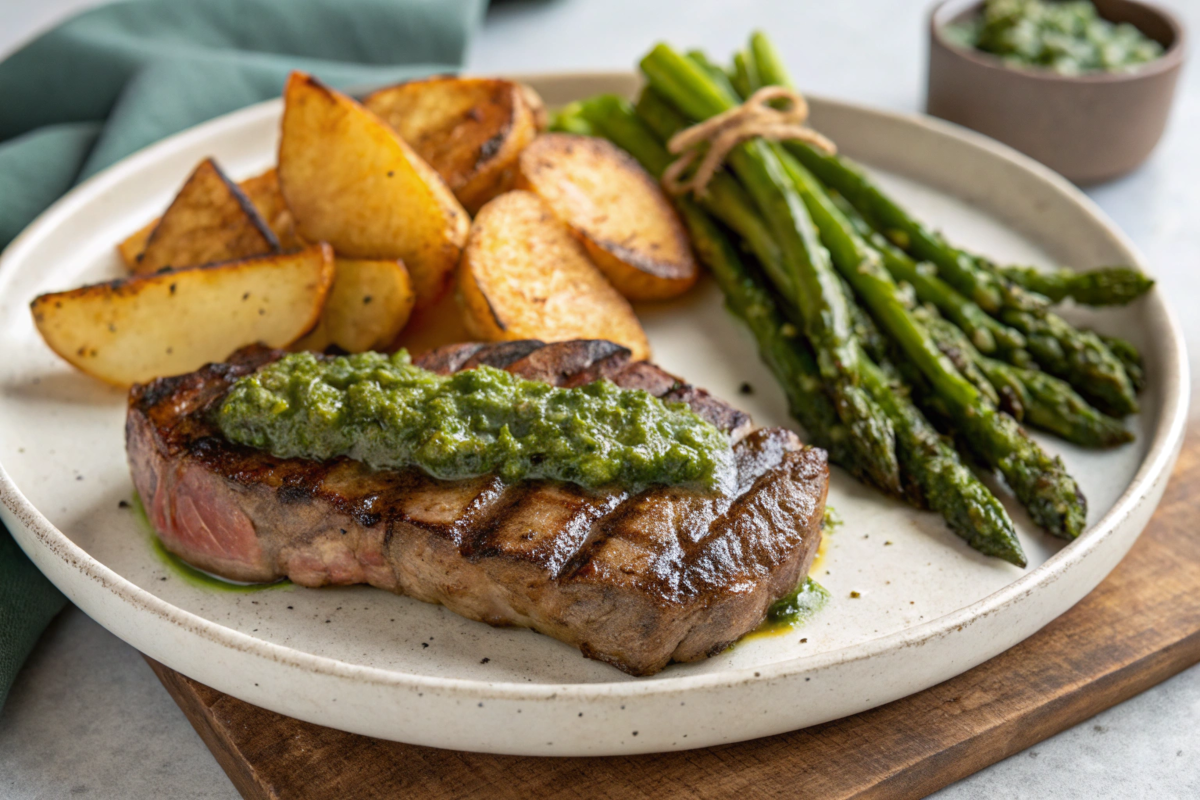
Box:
0;0;487;711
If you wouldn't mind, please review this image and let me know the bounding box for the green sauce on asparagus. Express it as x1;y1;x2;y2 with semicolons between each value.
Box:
946;0;1164;75
217;351;734;492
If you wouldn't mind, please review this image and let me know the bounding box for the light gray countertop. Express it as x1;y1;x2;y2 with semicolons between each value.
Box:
1;1;1198;797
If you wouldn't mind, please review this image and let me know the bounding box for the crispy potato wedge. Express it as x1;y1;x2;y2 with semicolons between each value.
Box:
32;244;334;386
458;191;649;360
117;219;157;268
278;72;467;310
237;167;303;250
516;134;698;301
117;167;299;267
134;158;280;274
364;76;541;214
393;288;475;357
519;82;549;132
293;257;415;353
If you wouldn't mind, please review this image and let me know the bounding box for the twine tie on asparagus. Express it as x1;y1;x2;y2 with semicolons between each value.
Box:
662;85;837;197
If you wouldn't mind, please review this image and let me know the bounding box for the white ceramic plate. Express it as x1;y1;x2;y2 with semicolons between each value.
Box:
0;73;1187;756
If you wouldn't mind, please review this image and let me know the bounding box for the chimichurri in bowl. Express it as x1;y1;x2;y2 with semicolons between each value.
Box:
944;0;1164;75
927;0;1185;182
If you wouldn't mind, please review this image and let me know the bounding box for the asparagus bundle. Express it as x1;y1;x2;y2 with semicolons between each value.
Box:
638;42;1096;540
553;31;1148;563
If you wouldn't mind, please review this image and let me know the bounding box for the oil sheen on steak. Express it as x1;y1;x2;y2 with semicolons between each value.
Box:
126;341;828;676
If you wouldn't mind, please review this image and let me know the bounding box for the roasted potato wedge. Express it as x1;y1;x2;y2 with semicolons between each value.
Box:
278;72;467;310
134;158;280;274
32;244;334;386
293;257;415;353
393;288;475;357
458;191;649;360
237;167;303;250
117;219;157;268
118;167;299;267
364;76;542;214
516;134;698;301
519;82;549;132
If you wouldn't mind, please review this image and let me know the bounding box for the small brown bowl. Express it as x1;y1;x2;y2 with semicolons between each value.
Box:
926;0;1186;184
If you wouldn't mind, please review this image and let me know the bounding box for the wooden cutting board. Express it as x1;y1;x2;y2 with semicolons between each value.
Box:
147;427;1200;800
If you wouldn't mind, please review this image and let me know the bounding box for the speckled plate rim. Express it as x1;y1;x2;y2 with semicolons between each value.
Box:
0;71;1188;752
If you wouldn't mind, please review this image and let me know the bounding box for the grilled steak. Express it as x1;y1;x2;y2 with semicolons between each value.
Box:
127;340;828;676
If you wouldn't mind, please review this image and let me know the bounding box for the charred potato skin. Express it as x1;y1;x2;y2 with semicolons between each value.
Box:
363;76;542;214
135;158;280;274
237;168;303;250
32;244;334;386
118;166;298;269
278;72;468;310
457;190;650;360
516;133;698;302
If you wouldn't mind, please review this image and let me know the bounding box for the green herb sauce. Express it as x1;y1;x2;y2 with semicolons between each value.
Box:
131;494;291;593
765;578;830;627
217;351;735;492
744;578;831;640
946;0;1164;75
823;504;843;531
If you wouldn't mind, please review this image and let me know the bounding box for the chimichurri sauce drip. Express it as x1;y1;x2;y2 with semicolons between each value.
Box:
216;351;735;492
766;578;830;627
946;0;1164;75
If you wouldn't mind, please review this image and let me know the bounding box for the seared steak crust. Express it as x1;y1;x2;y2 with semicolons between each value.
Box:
127;341;828;675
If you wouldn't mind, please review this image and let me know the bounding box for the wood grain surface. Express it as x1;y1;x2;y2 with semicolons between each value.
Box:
148;431;1200;800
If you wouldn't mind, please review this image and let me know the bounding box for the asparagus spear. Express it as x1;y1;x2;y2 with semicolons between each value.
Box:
1099;333;1146;393
548;102;597;136
640;43;902;497
731;49;762;99
996;263;1155;307
681;200;1025;566
998;305;1138;417
748;30;791;90
917;307;1134;448
831;191;1028;358
686;50;741;102
775;151;1086;539
840;273;892;366
673;199;878;485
